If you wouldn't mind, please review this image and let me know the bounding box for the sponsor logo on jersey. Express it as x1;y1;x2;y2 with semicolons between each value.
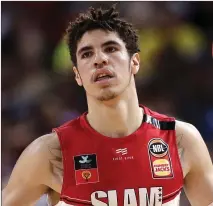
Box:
74;154;99;185
112;148;134;161
149;139;168;158
153;159;171;176
82;170;92;180
79;155;92;164
148;138;174;179
115;148;128;155
91;187;163;206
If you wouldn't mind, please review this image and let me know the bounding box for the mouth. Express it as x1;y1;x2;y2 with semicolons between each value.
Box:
95;74;113;82
93;69;114;83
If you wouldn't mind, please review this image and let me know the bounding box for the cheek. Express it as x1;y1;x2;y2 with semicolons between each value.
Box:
77;68;93;87
113;51;129;64
77;61;93;78
112;53;130;73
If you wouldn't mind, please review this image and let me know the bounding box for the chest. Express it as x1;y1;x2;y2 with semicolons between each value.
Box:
55;137;181;205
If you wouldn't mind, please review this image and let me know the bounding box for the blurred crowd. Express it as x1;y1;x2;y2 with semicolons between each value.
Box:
1;2;213;205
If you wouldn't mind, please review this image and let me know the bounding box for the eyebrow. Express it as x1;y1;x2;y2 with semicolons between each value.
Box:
102;40;121;47
77;46;93;56
77;40;121;56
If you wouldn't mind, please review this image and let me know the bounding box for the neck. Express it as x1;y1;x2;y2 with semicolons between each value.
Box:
86;84;143;138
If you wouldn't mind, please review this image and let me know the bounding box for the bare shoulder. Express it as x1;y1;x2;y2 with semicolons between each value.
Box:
175;120;212;176
2;133;62;205
15;132;60;165
175;120;206;153
43;132;63;185
10;132;61;183
175;122;213;205
175;120;202;151
31;132;63;187
175;120;201;138
37;132;60;151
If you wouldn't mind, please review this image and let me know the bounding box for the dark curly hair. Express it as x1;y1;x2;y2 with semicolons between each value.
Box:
66;4;140;67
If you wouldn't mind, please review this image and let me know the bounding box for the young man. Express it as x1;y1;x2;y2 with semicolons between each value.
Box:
2;5;213;206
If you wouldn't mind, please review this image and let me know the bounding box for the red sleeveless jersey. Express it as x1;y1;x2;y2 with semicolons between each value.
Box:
53;105;183;206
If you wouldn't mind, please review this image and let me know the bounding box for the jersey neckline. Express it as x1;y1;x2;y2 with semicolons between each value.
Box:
79;104;148;142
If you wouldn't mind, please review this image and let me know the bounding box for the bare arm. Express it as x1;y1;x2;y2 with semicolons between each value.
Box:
2;133;59;206
176;121;213;206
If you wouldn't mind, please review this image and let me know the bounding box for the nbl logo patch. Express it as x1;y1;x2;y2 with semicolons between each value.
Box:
149;139;168;157
148;138;174;179
74;154;99;185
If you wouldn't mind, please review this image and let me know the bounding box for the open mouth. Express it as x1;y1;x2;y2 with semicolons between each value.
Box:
95;74;113;82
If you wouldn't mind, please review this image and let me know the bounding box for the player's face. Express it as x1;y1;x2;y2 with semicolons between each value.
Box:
74;29;140;101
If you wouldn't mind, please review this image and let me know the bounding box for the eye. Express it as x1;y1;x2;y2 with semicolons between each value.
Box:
105;46;118;53
81;51;93;59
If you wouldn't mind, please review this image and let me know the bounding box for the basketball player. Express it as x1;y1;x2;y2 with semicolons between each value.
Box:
2;5;213;206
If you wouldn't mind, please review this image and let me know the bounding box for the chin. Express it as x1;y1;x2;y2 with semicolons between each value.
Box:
88;83;129;102
96;91;118;102
96;86;126;102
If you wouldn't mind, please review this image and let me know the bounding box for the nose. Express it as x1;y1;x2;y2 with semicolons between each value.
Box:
94;52;108;69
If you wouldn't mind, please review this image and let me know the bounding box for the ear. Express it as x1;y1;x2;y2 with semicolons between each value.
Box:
73;67;83;86
130;53;140;75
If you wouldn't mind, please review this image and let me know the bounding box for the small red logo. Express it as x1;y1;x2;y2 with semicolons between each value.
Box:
82;170;92;180
75;169;99;184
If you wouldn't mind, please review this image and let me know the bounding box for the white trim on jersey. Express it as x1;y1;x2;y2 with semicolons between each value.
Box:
163;193;180;206
55;201;74;206
163;187;182;198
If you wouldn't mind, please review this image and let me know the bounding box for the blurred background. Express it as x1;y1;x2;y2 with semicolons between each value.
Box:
1;1;213;205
